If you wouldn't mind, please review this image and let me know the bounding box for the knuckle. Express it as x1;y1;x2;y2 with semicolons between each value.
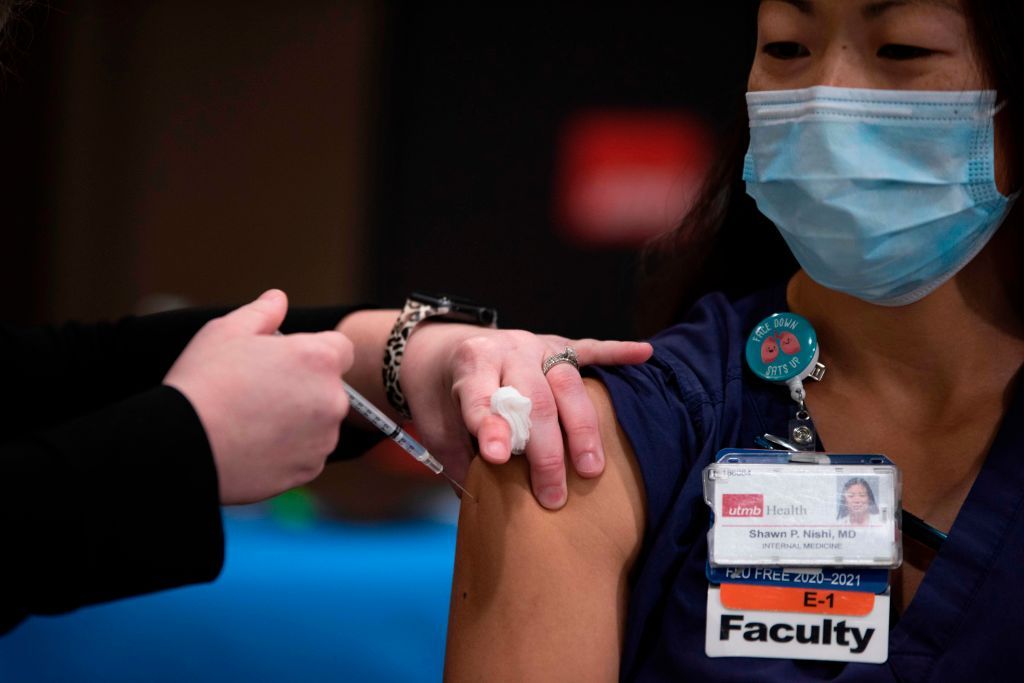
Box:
508;329;549;354
321;330;352;353
336;335;355;370
300;457;327;483
564;422;598;445
453;335;496;365
450;377;490;409
309;428;339;462
530;456;566;478
545;368;581;395
321;428;340;456
298;340;335;372
334;392;350;420
313;389;347;425
504;329;532;345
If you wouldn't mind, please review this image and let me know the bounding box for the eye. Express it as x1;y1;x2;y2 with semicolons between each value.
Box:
762;41;811;60
877;44;937;60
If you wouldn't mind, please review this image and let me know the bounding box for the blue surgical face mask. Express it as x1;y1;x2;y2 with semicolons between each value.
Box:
743;86;1016;306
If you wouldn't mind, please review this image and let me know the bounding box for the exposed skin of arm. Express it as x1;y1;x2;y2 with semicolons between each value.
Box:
444;378;646;682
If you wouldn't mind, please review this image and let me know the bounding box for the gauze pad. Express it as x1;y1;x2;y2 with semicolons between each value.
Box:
490;386;533;454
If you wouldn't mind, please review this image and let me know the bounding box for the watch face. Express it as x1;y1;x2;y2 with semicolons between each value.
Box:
410;291;450;308
410;292;497;326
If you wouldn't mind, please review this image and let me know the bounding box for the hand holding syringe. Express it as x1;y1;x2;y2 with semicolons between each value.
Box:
342;382;474;499
271;330;471;497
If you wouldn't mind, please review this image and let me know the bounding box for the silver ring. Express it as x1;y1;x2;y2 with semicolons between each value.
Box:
542;346;579;375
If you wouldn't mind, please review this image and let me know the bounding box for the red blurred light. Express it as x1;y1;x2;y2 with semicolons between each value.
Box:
555;110;714;247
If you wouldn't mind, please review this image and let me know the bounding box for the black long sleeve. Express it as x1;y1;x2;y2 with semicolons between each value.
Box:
0;385;222;632
0;306;360;430
0;304;371;633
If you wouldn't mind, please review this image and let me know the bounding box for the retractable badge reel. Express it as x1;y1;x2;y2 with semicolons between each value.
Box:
745;312;826;450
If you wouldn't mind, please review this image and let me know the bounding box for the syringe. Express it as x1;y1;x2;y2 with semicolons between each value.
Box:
342;382;473;499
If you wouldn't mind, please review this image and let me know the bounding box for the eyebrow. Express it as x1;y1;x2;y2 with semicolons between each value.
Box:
863;1;963;19
762;0;963;17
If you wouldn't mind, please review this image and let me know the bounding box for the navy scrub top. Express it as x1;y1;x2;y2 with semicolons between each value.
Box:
592;286;1024;682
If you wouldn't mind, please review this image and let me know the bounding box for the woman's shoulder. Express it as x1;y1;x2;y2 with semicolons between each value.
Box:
590;285;788;528
647;287;787;390
592;285;785;427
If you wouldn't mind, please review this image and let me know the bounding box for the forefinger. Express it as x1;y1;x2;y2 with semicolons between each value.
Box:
451;358;512;464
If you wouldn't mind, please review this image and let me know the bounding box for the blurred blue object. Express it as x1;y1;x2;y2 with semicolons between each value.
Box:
0;513;457;682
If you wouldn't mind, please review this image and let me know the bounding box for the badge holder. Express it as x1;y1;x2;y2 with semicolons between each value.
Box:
702;449;902;664
704;451;903;568
745;312;825;450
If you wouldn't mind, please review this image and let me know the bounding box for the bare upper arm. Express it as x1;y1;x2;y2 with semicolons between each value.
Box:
444;378;646;682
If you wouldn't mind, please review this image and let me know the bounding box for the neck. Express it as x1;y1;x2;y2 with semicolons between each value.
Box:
787;225;1024;403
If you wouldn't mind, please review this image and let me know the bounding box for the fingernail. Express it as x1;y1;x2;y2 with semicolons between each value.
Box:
539;485;566;509
483;440;505;460
577;452;601;476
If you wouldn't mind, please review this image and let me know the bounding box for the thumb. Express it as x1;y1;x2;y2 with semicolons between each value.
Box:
222;288;289;335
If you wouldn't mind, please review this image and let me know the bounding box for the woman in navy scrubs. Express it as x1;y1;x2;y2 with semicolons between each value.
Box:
446;1;1024;680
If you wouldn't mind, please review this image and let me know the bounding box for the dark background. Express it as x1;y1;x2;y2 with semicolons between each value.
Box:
371;5;752;337
0;5;770;674
1;2;755;338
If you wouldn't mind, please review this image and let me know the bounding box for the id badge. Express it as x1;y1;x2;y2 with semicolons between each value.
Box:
704;450;902;568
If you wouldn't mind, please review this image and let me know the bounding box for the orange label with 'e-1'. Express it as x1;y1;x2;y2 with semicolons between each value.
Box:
719;583;876;616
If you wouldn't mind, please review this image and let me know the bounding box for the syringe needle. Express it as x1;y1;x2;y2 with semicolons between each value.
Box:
342;381;476;501
444;473;476;500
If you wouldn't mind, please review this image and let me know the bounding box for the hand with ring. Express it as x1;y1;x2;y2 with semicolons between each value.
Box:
399;325;652;509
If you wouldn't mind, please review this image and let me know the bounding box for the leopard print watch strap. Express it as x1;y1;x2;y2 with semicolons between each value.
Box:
384;294;498;420
382;299;436;420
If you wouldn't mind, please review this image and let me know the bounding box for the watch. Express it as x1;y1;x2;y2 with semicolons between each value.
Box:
383;292;498;419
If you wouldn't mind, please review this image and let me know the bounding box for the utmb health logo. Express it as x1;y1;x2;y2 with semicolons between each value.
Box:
722;494;764;517
721;494;811;518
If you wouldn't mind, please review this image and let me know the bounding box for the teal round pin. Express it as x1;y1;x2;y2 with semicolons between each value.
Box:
745;312;820;385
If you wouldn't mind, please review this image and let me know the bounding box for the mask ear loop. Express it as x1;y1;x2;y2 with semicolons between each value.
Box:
991;100;1023;198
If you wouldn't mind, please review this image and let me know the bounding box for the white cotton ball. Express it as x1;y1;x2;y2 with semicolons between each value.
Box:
490;386;533;455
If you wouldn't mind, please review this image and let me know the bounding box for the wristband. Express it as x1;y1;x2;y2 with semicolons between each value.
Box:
383;293;498;419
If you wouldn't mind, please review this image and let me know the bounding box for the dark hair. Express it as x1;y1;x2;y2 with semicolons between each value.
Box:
636;0;1024;334
0;1;13;29
0;0;25;40
0;0;30;75
964;0;1024;179
837;477;879;520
